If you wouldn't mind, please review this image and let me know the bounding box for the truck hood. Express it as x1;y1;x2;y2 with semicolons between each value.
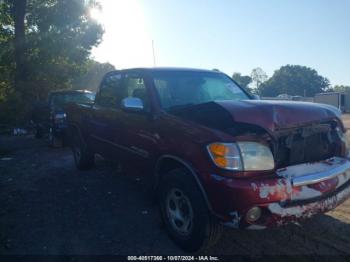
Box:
170;100;342;133
215;100;341;132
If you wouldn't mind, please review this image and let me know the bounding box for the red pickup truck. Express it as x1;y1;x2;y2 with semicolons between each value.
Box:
66;68;350;252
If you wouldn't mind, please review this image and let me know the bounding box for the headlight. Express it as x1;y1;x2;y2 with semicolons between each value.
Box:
54;113;66;124
207;142;274;171
55;113;66;119
237;142;274;171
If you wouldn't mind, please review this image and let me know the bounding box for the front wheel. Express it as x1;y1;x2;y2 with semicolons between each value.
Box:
159;168;222;252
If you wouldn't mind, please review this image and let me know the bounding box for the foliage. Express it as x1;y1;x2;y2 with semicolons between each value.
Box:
329;85;350;94
251;67;267;90
72;60;115;91
258;65;330;97
0;0;104;124
231;72;252;92
0;1;14;103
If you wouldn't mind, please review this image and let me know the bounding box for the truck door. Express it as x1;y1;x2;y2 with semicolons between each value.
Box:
89;72;125;159
115;72;158;169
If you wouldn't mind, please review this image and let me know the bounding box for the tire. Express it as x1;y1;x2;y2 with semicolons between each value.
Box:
71;128;94;170
158;168;222;252
49;128;63;148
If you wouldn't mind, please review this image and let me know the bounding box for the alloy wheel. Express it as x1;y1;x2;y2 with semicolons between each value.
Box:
166;188;194;236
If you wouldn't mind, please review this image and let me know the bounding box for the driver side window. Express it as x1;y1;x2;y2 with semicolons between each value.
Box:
95;73;123;108
123;74;150;111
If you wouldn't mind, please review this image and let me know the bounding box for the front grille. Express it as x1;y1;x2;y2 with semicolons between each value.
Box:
273;121;344;168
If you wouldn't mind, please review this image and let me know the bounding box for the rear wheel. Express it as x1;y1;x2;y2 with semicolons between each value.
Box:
159;168;222;252
71;128;94;170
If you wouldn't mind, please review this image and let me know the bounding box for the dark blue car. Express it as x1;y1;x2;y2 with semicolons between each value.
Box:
33;90;95;147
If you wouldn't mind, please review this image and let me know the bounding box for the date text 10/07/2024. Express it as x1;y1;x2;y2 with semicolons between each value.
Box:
127;256;220;261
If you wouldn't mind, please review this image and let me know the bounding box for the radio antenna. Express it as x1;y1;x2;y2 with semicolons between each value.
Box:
152;40;156;67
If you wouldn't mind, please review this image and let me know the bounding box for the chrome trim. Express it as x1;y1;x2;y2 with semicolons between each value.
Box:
292;159;350;187
121;97;144;111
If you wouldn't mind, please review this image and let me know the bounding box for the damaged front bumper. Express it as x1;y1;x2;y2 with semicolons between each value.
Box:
208;157;350;229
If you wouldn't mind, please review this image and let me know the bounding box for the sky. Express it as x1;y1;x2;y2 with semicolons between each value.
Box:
91;0;350;86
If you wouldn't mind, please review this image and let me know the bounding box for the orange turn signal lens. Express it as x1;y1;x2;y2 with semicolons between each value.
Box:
208;143;228;157
207;143;242;170
213;156;227;168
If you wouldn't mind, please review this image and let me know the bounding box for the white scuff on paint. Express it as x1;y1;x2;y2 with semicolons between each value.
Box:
251;183;258;191
337;170;350;188
275;157;350;200
259;183;272;199
268;203;307;218
258;179;291;200
268;183;350;219
291;186;322;201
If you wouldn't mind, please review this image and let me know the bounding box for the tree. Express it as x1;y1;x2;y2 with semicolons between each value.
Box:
13;0;27;93
231;72;252;92
72;60;115;91
251;67;267;90
0;0;103;123
0;1;14;103
24;0;104;99
258;65;330;97
331;85;350;94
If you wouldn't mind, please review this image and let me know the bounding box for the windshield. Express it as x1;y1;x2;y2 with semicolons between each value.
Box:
152;71;250;110
51;92;95;108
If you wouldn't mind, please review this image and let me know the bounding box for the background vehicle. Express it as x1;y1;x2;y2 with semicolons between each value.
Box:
32;90;95;147
66;68;350;252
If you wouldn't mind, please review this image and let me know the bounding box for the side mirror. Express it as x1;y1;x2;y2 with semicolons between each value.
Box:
121;97;144;112
252;94;260;100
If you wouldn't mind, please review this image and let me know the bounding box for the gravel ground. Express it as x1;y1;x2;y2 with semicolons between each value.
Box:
1;117;350;258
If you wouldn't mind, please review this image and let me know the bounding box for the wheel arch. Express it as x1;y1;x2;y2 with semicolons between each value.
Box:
68;122;87;148
154;155;212;212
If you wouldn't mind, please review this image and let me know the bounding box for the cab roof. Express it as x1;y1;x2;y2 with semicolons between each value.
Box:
109;67;222;74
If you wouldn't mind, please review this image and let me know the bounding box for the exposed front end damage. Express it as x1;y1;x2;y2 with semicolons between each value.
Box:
263;156;350;227
206;119;350;230
170;99;350;229
212;157;350;229
209;156;350;229
272;120;346;169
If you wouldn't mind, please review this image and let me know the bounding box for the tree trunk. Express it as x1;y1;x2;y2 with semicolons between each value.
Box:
13;0;27;91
